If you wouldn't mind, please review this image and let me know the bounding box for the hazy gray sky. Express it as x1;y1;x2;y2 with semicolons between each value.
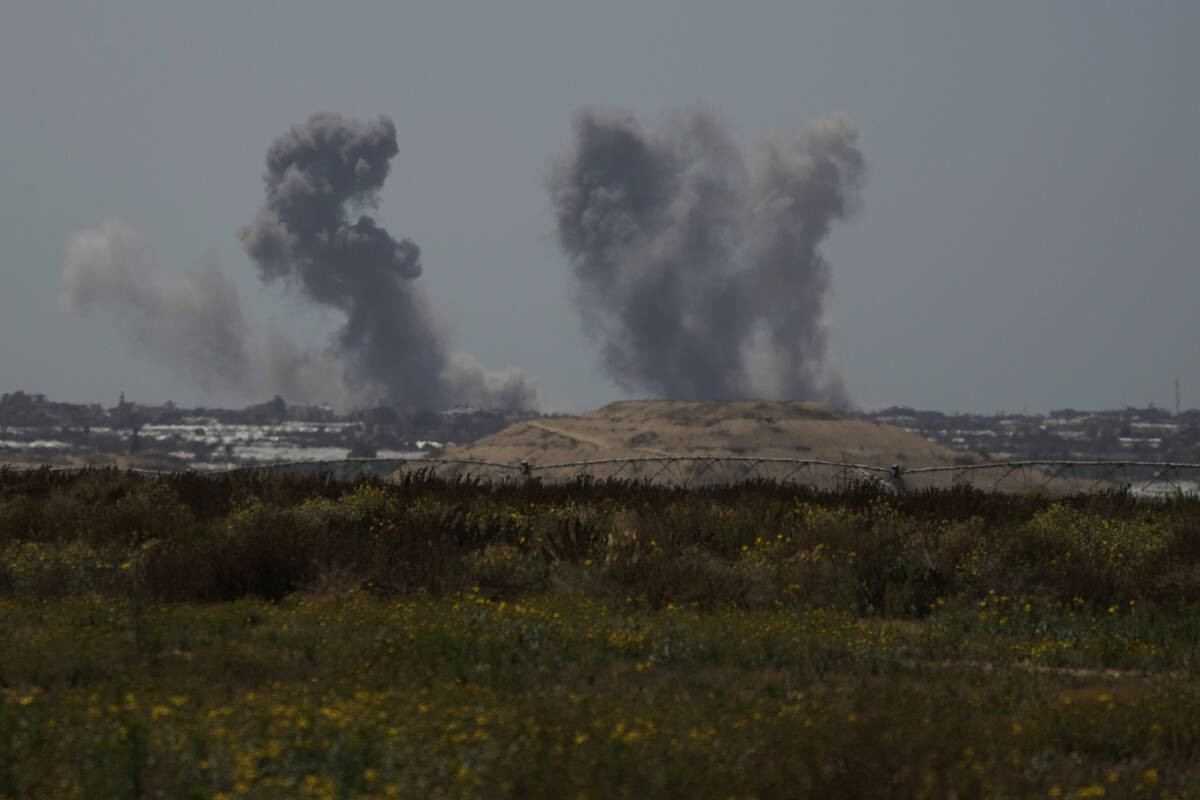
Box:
3;1;1196;413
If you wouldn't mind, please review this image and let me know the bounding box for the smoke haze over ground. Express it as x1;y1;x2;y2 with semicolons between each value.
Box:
61;113;537;411
547;108;863;408
61;218;252;396
60;217;356;407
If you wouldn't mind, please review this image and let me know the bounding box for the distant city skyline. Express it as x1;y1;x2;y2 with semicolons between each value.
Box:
2;2;1196;414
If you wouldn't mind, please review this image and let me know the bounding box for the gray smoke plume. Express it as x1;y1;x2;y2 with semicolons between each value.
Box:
61;218;252;394
240;112;536;410
61;113;536;411
547;108;863;407
60;217;352;406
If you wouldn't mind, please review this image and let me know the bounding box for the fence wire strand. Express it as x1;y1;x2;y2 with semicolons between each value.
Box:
5;456;1200;495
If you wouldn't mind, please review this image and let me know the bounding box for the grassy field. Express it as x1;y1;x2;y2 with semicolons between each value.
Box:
3;468;1200;798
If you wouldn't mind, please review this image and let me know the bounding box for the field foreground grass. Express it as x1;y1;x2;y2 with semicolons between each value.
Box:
3;468;1200;797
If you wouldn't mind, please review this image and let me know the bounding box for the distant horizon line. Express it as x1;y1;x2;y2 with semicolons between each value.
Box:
1;388;1196;421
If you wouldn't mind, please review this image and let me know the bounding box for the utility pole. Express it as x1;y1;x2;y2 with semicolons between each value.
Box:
1176;378;1182;416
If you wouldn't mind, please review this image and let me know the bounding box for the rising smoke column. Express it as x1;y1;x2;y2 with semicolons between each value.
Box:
547;108;863;407
239;113;448;407
240;112;536;410
62;113;535;410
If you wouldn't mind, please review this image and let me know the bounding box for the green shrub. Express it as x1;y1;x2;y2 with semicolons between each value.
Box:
143;503;319;602
92;482;197;548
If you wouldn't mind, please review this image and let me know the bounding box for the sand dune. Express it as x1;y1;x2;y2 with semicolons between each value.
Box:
443;400;981;473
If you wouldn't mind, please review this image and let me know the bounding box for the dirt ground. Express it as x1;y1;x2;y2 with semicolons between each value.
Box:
442;400;970;465
437;400;1098;493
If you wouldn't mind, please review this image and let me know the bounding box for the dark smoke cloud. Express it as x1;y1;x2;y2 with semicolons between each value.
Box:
61;114;535;411
240;112;536;410
547;108;863;407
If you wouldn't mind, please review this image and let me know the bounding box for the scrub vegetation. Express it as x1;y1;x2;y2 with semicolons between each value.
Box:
3;467;1200;797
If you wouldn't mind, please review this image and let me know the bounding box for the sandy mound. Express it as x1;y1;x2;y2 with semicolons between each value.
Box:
436;400;1090;492
442;400;977;471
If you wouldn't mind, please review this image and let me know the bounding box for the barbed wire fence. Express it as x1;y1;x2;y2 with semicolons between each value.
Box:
6;456;1200;496
203;457;1200;497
